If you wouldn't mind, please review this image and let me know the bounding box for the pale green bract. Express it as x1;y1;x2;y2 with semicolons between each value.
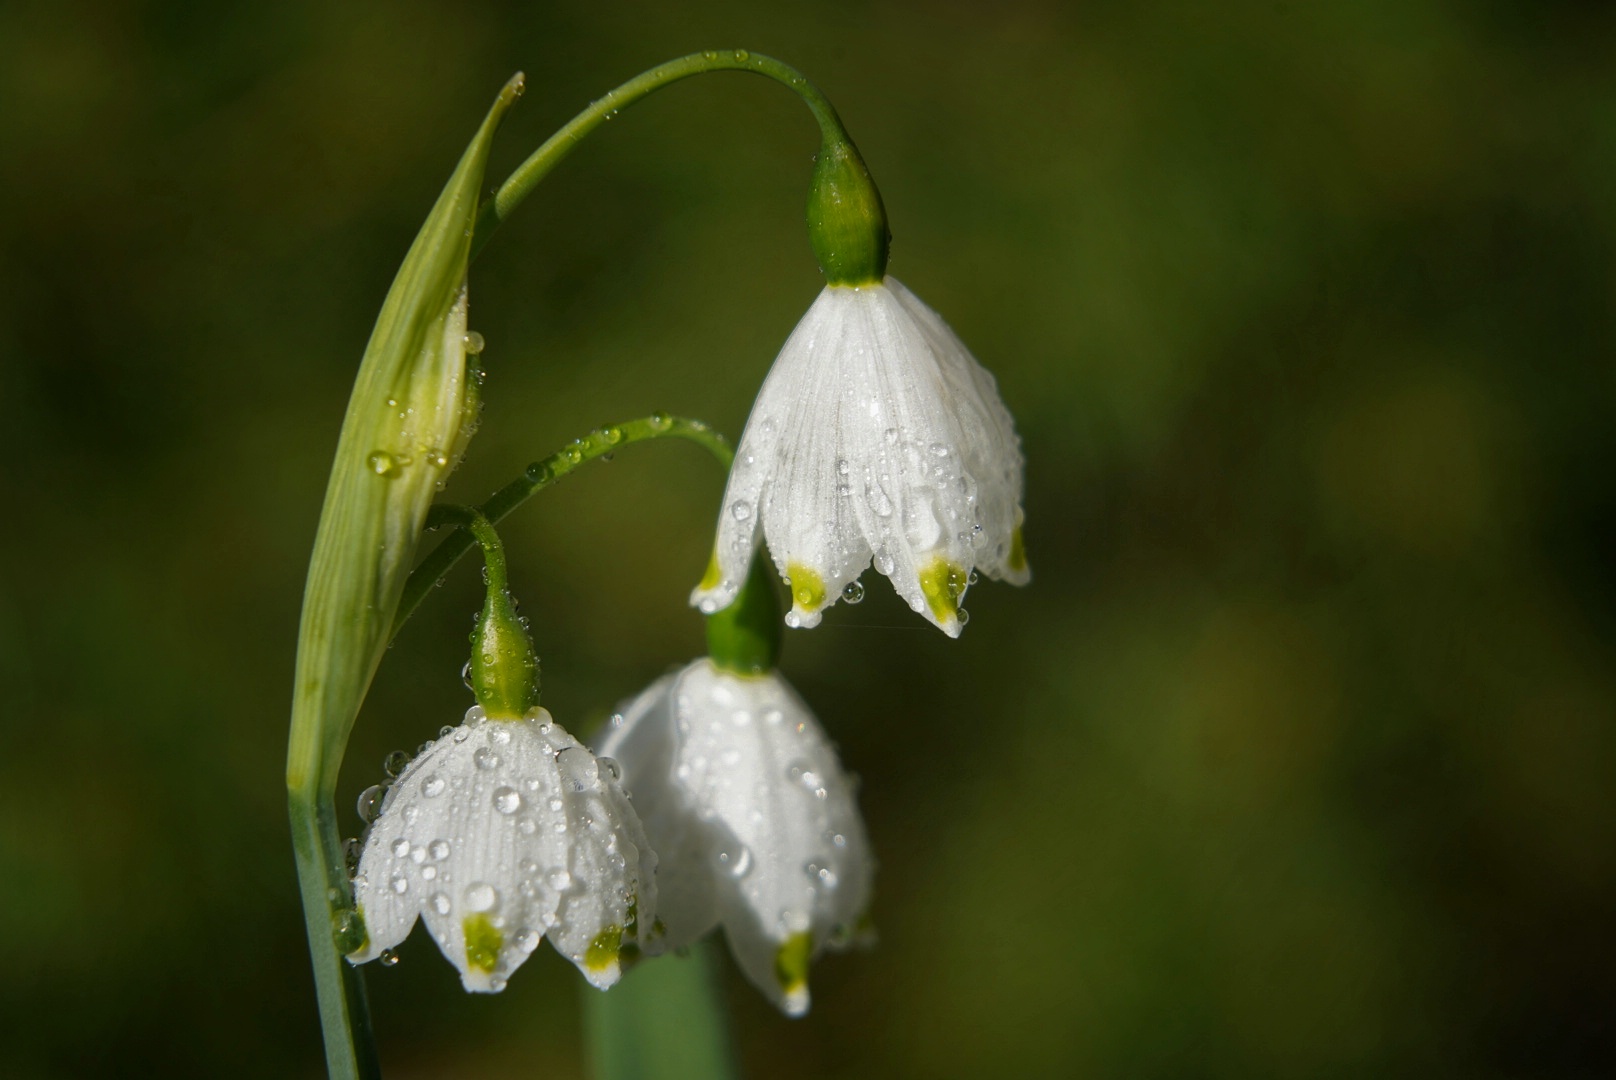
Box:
286;74;523;1080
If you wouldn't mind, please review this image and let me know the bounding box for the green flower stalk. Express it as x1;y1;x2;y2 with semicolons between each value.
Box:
286;74;522;1080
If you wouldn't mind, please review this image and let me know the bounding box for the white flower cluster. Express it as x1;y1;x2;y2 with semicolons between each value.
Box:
349;274;1023;1016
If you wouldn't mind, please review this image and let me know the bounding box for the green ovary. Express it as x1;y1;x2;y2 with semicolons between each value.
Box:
774;931;812;994
918;558;968;623
585;925;622;973
787;563;826;611
463;914;503;974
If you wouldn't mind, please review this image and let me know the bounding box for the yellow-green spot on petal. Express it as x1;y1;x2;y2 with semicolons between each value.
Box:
774;931;812;995
787;563;826;611
1007;527;1028;575
919;558;968;625
585;925;622;972
697;547;722;592
463;914;503;974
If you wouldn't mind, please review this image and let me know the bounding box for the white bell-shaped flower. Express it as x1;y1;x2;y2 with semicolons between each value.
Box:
594;659;873;1016
692;277;1027;636
349;705;658;992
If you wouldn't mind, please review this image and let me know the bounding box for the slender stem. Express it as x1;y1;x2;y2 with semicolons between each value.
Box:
471;50;853;260
427;505;510;593
288;791;381;1080
584;941;739;1080
394;416;732;637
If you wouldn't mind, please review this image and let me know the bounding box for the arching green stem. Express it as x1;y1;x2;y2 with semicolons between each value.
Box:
428;505;540;718
394;415;732;637
470;49;886;276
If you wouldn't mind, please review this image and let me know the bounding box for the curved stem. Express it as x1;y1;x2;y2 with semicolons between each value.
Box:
427;505;509;593
394;415;733;637
471;50;853;260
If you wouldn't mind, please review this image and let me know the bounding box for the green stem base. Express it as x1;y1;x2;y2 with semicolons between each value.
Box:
585;941;739;1080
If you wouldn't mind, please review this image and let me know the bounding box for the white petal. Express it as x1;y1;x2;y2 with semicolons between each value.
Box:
596;661;874;1014
692;279;1026;634
594;675;720;951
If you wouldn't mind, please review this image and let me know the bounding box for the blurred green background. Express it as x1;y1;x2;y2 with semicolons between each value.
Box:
3;1;1614;1077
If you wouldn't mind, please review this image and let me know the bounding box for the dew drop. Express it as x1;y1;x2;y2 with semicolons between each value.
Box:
421;864;437;880
730;500;751;521
342;838;362;877
421;775;446;798
429;839;450;861
547;868;573;891
474;747;502;771
464;882;498;913
650;412;673;431
463;331;486;354
715;845;753;878
366;451;397;477
356;785;385;823
493;786;522;815
515;928;541;953
873;549;896;575
390;836;411;859
598;757;622;781
841;580;865;604
556;746;597;791
379;949;400;967
389;873;409;895
431;892;452;915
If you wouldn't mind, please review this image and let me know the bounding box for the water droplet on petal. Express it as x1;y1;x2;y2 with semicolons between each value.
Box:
463;331;486;354
556;746;597;791
422;775;446;798
356;786;385;823
389;873;409;895
429;839;450;860
431;892;452;916
390;837;411;859
474;747;501;771
841;580;865;604
382;749;410;778
716;845;753;878
493;786;522;815
547;868;573;891
379;949;400;967
464;882;498;913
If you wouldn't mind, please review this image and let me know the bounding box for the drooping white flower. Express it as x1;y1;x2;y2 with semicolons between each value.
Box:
349;706;657;992
594;659;873;1016
691;277;1028;636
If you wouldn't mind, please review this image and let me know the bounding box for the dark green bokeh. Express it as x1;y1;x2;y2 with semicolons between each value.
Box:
2;2;1614;1077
